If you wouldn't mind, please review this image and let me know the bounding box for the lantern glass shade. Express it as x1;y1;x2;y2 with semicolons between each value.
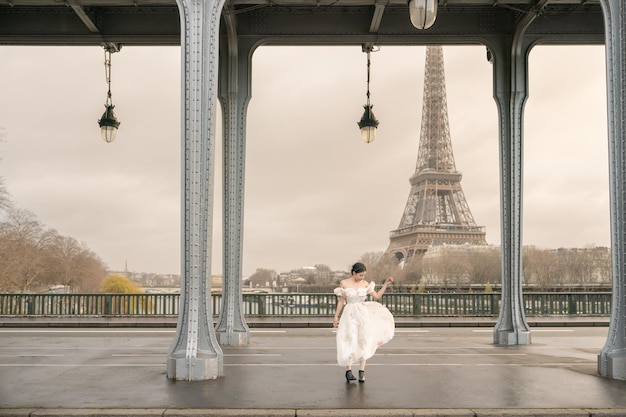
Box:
357;104;379;144
408;0;437;30
98;105;121;143
360;126;377;144
100;125;118;143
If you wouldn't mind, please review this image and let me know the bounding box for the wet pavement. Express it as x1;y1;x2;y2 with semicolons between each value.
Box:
1;325;626;416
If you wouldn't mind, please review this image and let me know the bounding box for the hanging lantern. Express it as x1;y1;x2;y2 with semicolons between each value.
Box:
97;43;122;143
356;45;380;143
98;104;121;143
358;104;379;144
408;0;438;30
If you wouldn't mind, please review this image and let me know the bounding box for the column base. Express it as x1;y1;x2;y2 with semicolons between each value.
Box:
494;329;531;345
217;329;250;346
166;353;222;381
598;351;626;380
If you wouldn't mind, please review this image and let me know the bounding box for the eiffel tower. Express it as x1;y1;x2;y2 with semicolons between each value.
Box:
386;45;487;263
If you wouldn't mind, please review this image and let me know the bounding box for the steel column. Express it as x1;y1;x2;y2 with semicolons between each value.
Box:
215;12;252;345
491;37;530;345
490;2;550;345
598;0;626;380
166;0;225;380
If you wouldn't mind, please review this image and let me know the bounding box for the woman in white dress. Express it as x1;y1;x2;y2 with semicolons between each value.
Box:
332;262;395;383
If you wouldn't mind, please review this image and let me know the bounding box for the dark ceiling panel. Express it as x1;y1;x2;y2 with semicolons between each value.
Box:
0;2;604;46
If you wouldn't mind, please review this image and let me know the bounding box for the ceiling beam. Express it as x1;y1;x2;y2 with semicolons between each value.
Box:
67;0;100;33
369;0;387;32
0;3;603;46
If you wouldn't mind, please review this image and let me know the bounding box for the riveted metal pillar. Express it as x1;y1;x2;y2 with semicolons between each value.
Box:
166;0;225;380
490;2;549;345
491;37;531;346
598;0;626;380
215;11;252;345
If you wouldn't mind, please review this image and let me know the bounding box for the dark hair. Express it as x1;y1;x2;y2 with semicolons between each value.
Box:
351;262;367;274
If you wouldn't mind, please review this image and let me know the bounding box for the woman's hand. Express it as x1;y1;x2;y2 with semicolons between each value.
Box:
333;317;339;328
384;277;394;286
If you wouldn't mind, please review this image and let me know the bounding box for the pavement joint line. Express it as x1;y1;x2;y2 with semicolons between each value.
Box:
2;409;626;416
0;362;598;368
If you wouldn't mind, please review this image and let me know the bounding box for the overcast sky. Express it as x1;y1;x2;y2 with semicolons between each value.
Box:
0;44;609;277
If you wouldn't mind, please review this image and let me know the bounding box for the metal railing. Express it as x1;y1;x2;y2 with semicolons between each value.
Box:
0;292;612;317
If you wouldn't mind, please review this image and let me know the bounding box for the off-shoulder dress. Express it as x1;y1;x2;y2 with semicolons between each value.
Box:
333;281;395;366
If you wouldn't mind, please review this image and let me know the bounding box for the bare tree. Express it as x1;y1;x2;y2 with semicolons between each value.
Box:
466;249;500;285
0;208;57;292
0;131;11;212
594;247;612;285
359;251;400;285
44;236;107;291
439;252;467;288
396;258;423;285
74;251;108;292
247;268;277;288
358;251;385;270
0;177;12;213
0;206;107;293
420;254;439;285
523;246;552;288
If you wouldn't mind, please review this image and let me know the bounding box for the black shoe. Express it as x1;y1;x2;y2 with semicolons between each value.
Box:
345;370;356;382
358;370;365;383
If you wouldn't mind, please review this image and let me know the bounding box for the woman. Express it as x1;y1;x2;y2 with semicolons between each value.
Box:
333;262;394;383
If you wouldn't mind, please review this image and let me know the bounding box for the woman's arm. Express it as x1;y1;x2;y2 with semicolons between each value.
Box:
333;296;345;328
368;277;394;300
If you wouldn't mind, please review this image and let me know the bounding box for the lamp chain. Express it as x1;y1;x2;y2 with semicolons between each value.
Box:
104;48;113;106
366;49;371;106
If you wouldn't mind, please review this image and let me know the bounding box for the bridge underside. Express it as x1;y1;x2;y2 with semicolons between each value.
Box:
2;0;625;382
0;2;605;47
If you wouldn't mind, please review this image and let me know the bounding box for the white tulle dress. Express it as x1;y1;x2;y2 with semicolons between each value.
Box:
334;281;395;367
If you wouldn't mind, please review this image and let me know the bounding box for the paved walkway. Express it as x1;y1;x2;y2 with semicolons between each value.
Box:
0;315;611;329
1;324;626;416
